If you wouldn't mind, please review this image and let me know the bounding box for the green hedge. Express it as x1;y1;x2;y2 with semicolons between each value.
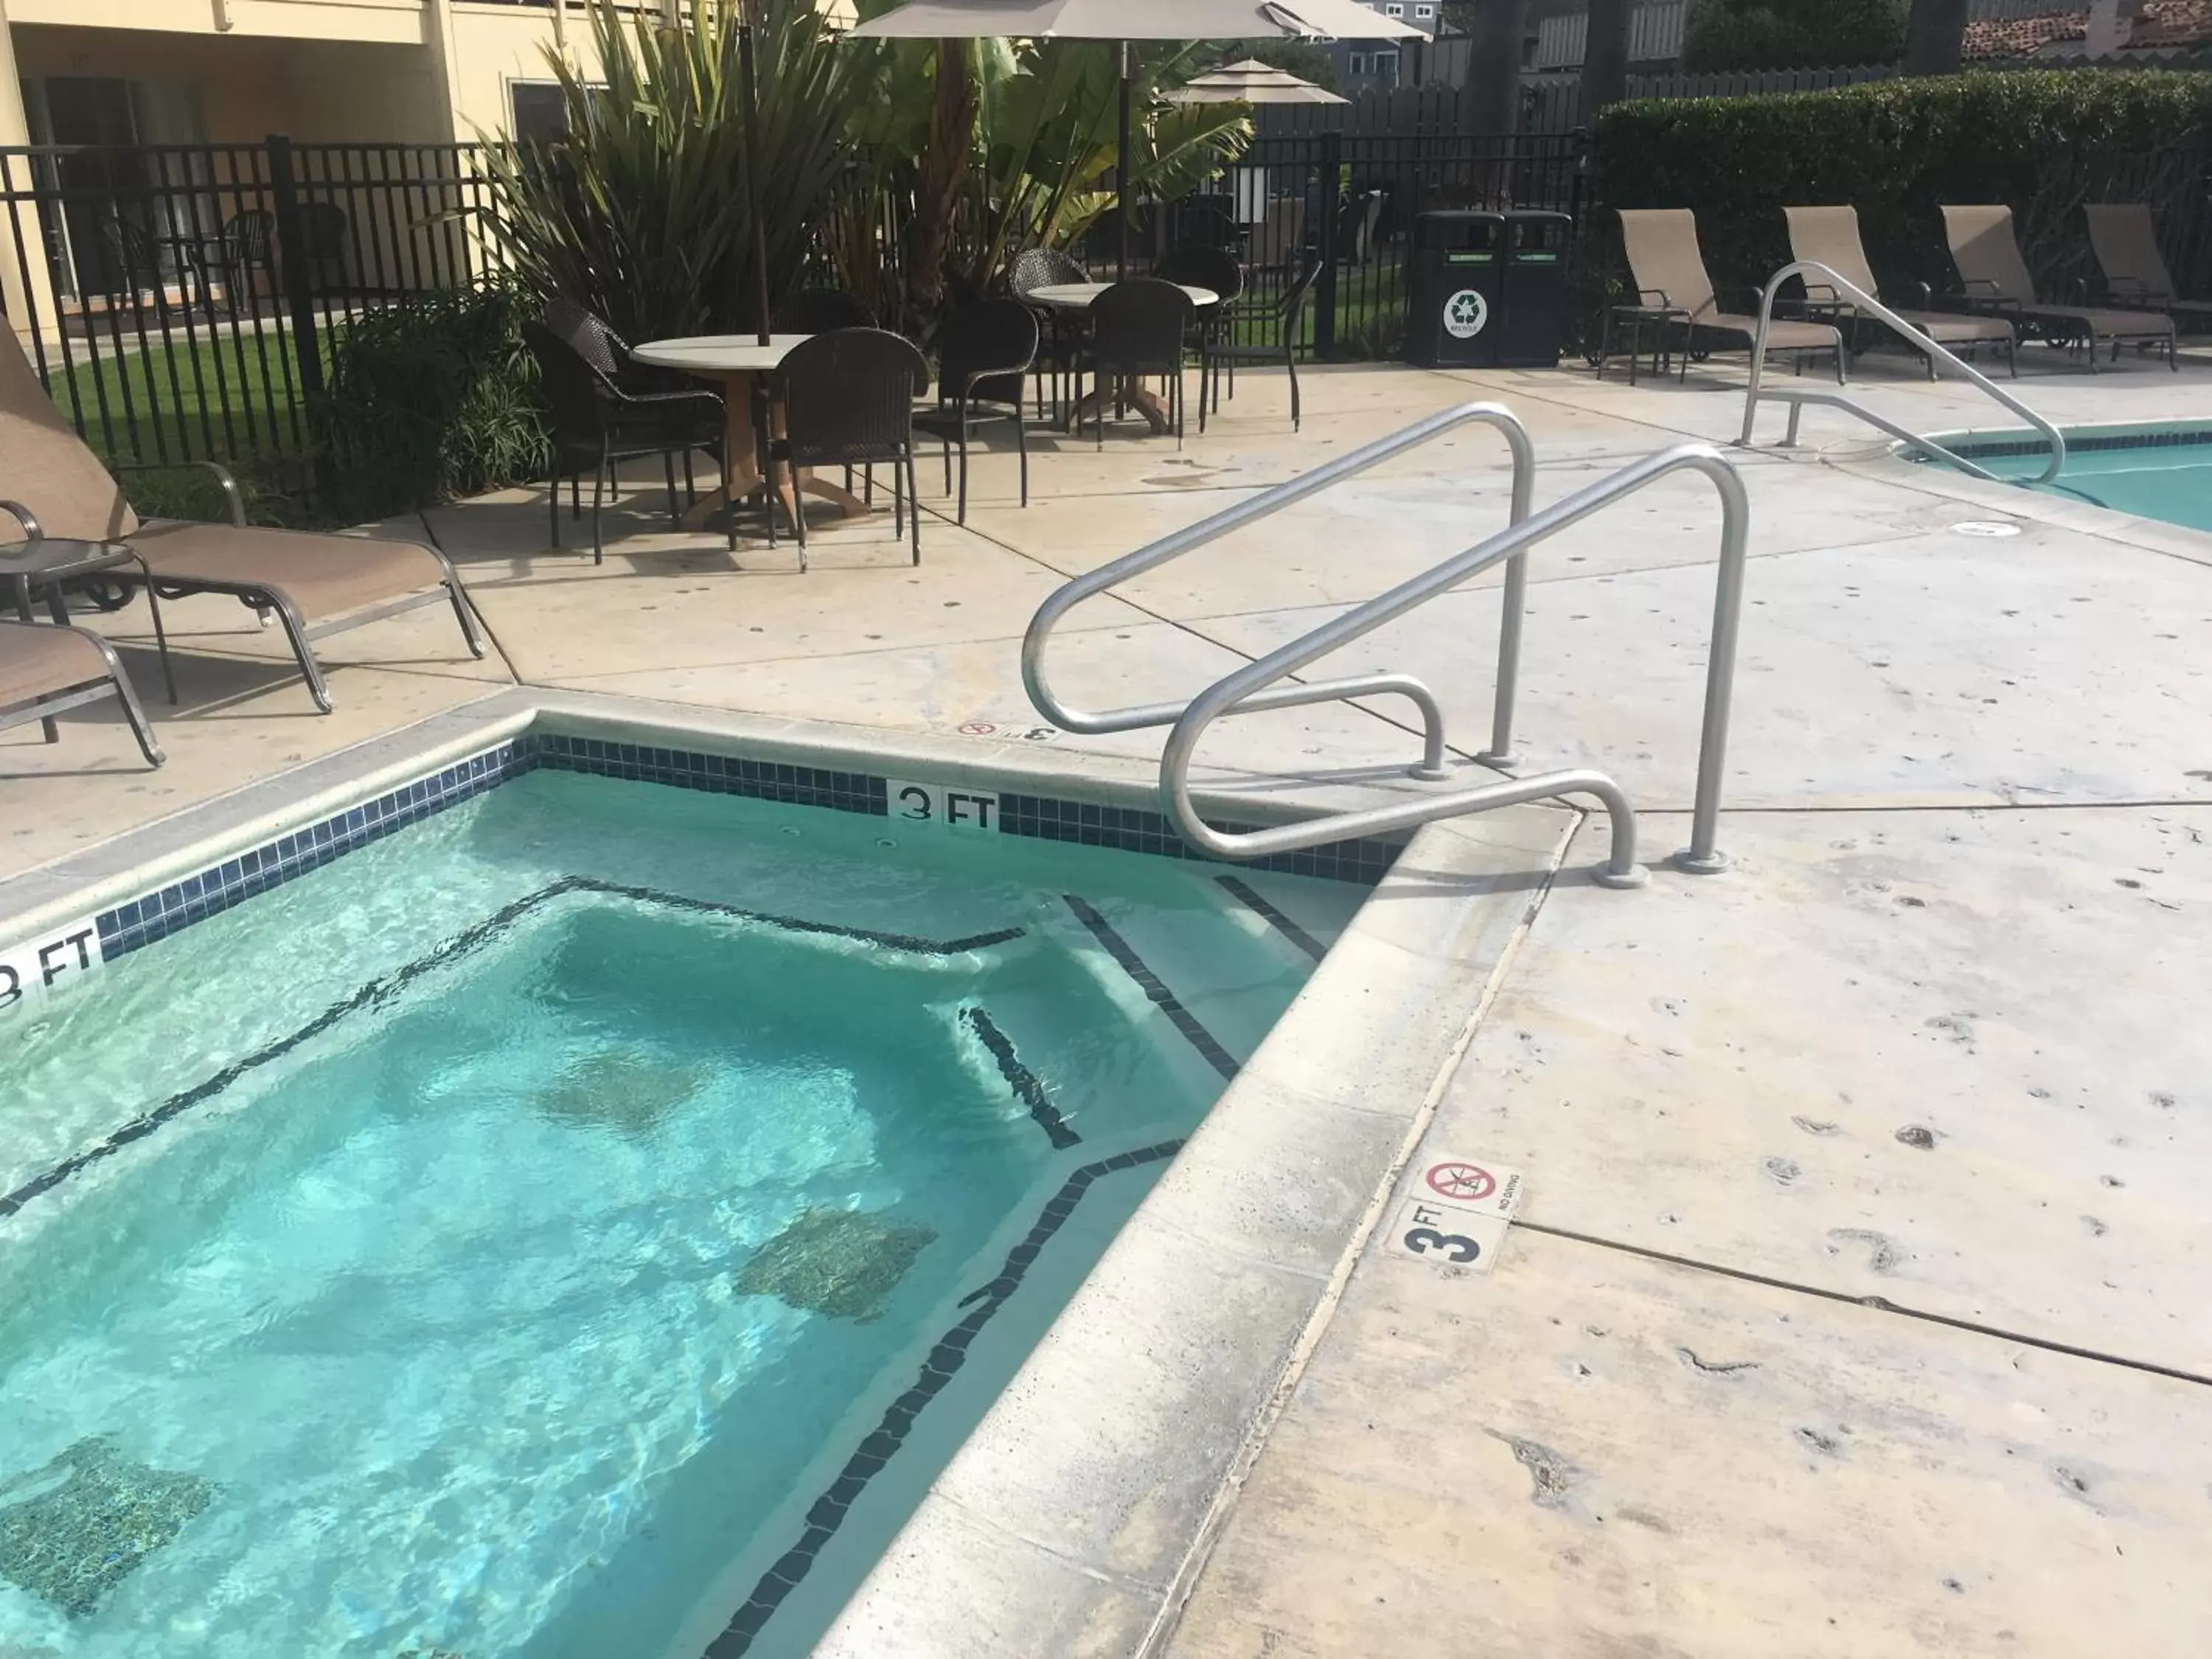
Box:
321;285;552;525
1584;70;2212;322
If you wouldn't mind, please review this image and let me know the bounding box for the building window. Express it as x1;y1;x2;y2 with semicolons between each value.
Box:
509;82;571;145
1347;51;1367;74
1374;50;1399;78
1385;1;1404;13
1413;2;1434;16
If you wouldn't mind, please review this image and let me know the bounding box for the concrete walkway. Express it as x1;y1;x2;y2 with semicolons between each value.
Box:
8;344;2210;1656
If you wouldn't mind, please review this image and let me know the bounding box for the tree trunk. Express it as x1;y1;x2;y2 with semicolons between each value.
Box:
908;38;975;329
1903;0;1970;75
1461;0;1528;137
1581;0;1632;119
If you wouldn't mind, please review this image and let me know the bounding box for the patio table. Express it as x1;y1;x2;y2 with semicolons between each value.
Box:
630;334;869;529
1026;282;1218;434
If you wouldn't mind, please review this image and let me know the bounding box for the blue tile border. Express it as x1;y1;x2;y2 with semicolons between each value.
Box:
1931;425;2212;462
95;742;531;959
85;731;1397;968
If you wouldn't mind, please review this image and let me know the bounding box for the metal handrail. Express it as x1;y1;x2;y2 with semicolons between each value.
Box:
1021;401;1539;783
1160;443;1753;886
1739;260;2065;486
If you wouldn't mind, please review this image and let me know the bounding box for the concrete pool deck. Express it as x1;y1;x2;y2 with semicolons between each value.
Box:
6;344;2210;1656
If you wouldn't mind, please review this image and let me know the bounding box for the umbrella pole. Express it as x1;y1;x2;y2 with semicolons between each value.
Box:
740;1;773;346
1117;42;1132;282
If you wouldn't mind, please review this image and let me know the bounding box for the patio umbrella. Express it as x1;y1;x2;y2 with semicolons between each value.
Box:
1166;58;1349;105
845;0;1422;276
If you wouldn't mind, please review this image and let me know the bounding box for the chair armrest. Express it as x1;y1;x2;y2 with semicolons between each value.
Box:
0;499;44;540
111;459;245;527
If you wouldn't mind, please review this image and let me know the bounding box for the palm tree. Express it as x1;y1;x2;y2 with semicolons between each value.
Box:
1459;0;1530;136
1905;0;1969;74
1582;0;1632;116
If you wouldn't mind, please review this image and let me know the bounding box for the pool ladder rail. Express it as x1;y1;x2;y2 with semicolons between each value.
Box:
1020;401;1754;888
1739;260;2067;485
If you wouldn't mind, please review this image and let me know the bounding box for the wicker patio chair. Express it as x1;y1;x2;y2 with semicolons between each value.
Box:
765;328;931;571
911;299;1037;522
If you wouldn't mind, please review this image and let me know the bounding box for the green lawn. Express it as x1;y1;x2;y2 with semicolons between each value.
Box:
49;324;316;468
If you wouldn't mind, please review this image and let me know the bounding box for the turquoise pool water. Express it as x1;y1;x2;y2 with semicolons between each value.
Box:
1961;425;2212;532
0;771;1359;1659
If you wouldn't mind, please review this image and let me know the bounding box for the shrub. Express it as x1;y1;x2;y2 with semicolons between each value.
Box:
1682;0;1906;73
321;286;552;524
1584;70;2212;327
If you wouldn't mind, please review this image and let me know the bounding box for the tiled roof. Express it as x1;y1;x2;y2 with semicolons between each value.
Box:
1963;0;2212;58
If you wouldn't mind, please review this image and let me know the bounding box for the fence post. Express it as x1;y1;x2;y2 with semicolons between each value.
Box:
266;132;333;500
266;134;325;411
1314;129;1341;359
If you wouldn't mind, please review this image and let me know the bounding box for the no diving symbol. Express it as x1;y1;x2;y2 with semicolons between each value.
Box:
1444;288;1489;339
1425;1161;1495;1203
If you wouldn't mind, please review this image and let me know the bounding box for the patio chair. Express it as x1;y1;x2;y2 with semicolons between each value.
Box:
1077;279;1194;449
911;299;1037;523
1013;246;1090;422
1206;255;1324;431
1781;206;2017;378
765;328;931;571
0;326;484;716
2084;204;2212;335
776;289;877;334
1609;209;1846;384
542;295;718;508
1250;198;1307;276
1;619;164;768
1938;205;2176;372
524;317;729;562
1155;245;1245;424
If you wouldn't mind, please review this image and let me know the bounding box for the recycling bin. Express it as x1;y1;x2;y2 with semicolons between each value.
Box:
1405;209;1506;369
1497;209;1574;368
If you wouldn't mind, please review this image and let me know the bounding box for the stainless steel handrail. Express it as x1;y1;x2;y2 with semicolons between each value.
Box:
1739;261;2065;485
1160;443;1753;886
1021;401;1539;783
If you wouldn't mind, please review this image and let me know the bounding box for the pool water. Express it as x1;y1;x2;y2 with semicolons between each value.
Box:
0;771;1362;1659
1968;425;2212;532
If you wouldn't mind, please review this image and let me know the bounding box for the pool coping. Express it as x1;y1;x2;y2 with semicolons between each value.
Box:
1840;419;2212;568
0;688;1586;1658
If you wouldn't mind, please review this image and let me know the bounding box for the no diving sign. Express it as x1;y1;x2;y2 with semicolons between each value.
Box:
1388;1154;1524;1275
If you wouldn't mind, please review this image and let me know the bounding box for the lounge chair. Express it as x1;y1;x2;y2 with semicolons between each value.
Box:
0;327;484;712
1;619;163;766
1781;205;2017;377
1938;205;2176;371
2084;204;2212;335
1608;209;1845;383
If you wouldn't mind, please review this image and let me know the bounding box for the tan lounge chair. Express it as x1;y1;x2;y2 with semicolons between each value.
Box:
2084;204;2212;335
1781;205;2017;378
0;327;484;712
1;619;163;766
1607;208;1845;384
1939;204;2176;372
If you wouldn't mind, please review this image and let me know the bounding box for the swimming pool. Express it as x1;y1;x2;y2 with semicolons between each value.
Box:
1938;423;2212;532
0;737;1377;1658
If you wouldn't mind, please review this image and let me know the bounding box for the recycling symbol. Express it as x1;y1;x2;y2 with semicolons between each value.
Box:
1444;288;1489;339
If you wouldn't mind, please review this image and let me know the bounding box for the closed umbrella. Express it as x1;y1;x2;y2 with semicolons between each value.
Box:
846;0;1421;276
1167;58;1349;105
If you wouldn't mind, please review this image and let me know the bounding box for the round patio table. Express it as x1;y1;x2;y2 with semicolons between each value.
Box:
1026;282;1218;434
630;333;869;529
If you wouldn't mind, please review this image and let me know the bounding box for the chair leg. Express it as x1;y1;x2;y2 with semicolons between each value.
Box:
1015;409;1029;509
908;452;922;566
1287;347;1301;431
139;569;178;706
792;466;809;574
664;451;681;526
943;435;955;497
549;465;563;550
956;433;970;524
265;590;335;713
571;474;581;519
591;445;608;566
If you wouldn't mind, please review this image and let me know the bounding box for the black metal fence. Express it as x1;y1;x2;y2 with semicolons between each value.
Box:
0;137;502;484
1091;128;1588;359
